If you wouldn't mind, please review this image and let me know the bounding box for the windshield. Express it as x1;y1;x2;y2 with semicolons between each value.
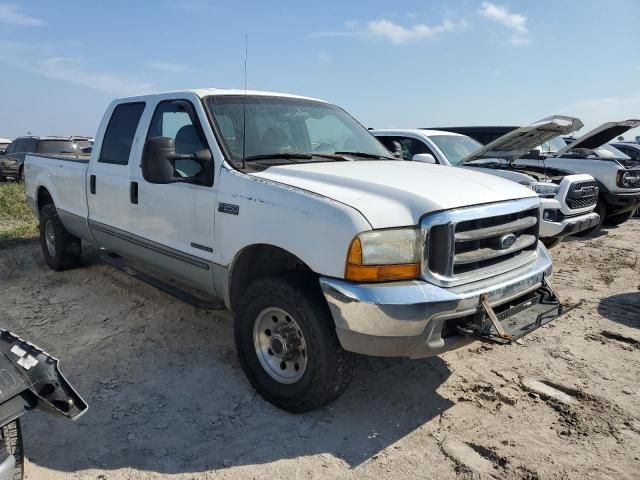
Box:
594;144;630;159
429;134;483;165
205;95;393;165
539;136;567;154
37;140;78;154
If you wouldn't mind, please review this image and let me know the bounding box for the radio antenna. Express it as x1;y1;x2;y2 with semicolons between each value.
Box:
241;34;248;169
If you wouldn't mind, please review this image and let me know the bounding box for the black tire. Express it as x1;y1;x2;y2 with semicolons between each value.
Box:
541;237;561;249
1;419;24;480
603;209;634;227
39;204;82;271
234;274;355;413
16;166;23;183
573;200;606;237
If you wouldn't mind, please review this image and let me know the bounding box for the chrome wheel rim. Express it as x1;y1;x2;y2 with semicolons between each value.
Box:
253;307;307;384
45;221;56;257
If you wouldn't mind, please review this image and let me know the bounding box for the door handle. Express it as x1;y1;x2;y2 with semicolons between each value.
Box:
130;181;138;204
90;175;96;194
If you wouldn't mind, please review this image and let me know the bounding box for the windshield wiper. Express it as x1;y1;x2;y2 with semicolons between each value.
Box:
244;153;313;162
334;151;395;160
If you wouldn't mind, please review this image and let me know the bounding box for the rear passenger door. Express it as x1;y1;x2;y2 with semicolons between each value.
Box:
87;102;146;252
2;138;26;178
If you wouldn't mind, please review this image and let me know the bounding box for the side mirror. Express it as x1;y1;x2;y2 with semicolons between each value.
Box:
141;137;212;184
412;153;436;164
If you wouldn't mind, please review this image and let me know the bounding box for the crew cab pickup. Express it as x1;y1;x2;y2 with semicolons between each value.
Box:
373;117;600;247
26;89;566;412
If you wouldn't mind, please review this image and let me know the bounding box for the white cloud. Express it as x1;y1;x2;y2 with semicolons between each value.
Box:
0;3;45;26
0;41;153;95
478;2;531;45
316;52;333;64
310;18;467;45
37;57;153;95
147;61;197;73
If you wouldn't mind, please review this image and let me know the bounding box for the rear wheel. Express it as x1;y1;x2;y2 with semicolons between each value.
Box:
234;274;355;412
39;204;82;271
603;209;634;227
1;419;24;480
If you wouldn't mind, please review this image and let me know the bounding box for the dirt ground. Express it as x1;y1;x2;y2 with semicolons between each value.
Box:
0;220;638;480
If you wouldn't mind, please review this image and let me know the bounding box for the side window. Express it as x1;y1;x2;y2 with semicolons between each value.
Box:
146;100;209;179
13;139;27;153
99;102;145;165
4;140;17;154
25;139;38;153
381;137;433;161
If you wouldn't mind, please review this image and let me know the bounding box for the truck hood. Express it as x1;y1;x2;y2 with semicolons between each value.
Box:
462;115;584;162
252;161;537;228
461;165;535;184
554;119;640;156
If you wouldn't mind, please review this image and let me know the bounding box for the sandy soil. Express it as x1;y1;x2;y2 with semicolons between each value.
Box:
0;220;638;480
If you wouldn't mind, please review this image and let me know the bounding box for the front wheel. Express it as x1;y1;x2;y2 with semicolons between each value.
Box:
234;274;355;413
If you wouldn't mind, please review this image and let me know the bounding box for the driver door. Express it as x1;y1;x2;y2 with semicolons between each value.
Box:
128;97;217;293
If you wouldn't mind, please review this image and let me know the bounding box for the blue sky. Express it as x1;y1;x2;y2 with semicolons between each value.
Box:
1;0;639;140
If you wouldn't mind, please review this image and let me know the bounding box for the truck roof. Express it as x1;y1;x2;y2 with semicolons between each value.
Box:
115;88;326;104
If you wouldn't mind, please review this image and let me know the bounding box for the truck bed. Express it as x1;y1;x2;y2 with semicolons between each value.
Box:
24;153;90;231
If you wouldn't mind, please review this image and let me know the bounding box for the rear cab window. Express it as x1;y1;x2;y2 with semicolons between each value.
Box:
99;102;146;165
36;140;77;154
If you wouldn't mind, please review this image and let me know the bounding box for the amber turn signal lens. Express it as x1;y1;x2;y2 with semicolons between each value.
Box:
345;263;420;282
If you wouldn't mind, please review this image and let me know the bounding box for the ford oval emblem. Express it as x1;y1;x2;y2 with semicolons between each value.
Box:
499;233;517;249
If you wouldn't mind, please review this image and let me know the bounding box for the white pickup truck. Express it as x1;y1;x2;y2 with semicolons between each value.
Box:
26;89;566;412
372;116;600;248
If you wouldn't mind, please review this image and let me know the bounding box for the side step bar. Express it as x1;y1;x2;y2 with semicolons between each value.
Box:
458;277;579;345
100;253;225;310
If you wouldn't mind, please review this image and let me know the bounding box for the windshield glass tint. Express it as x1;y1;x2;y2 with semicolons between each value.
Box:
205;95;392;163
37;140;77;154
429;134;482;165
540;137;567;153
595;144;630;159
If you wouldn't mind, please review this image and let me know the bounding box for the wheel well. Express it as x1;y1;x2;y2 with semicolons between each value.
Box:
229;244;313;311
36;187;54;213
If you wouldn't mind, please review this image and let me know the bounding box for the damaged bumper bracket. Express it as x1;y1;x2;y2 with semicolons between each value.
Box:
463;277;577;345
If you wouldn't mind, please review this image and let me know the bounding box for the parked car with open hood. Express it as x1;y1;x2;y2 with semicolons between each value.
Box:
25;88;569;411
435;120;640;230
372;116;600;248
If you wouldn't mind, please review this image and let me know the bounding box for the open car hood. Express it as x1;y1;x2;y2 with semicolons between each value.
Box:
553;119;640;156
461;116;584;163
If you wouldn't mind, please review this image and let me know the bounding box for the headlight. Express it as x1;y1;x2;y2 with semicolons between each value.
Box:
528;182;559;198
617;170;640;188
345;227;422;282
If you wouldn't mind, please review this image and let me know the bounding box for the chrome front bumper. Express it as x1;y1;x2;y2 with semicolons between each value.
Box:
320;245;553;358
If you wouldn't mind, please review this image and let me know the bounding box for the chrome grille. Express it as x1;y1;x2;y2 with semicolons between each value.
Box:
421;198;540;287
566;180;598;210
